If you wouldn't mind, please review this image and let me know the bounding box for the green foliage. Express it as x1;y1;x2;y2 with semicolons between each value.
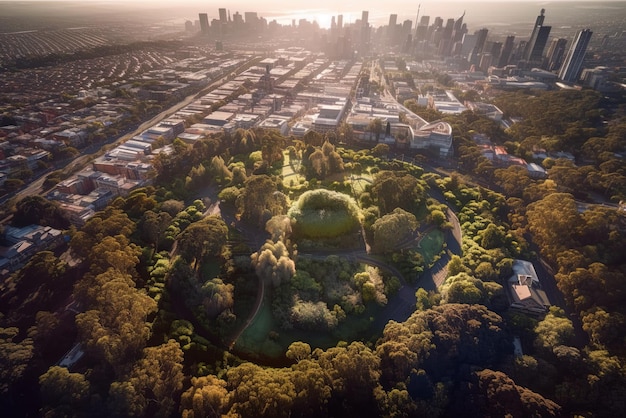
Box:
177;216;229;272
534;307;574;353
239;175;284;226
371;208;418;253
371;170;428;215
450;369;562;417
290;299;339;330
76;271;157;375
441;272;485;305
108;340;184;417
288;189;362;239
69;207;136;258
0;327;34;396
12;195;70;229
251;240;295;288
39;366;91;417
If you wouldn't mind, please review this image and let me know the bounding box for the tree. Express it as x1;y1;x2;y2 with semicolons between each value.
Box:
440;272;486;305
0;327;34;396
371;171;427;214
39;366;91;417
251;240;295;288
142;210;173;252
160;199;185;217
261;133;285;166
180;376;229;418
534;307;574;353
201;278;234;318
12;195;70;229
286;342;312;362
108;340;184;417
121;191;157;219
75;273;157;375
87;235;141;277
239;175;279;226
371;143;390;157
303;130;324;147
226;363;296;418
494;166;532;199
449;369;561;418
315;342;382;415
581;307;626;349
368;118;384;141
371;208;417;253
289;359;332;417
479;223;507;250
526;193;581;262
70;207;136;258
177;216;229;273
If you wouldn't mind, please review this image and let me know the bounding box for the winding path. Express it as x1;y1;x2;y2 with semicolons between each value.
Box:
228;204;462;348
229;272;264;350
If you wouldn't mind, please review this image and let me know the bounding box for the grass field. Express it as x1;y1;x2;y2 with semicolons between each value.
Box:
419;229;445;265
281;152;304;188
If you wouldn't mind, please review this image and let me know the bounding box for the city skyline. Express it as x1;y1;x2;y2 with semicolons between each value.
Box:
1;2;623;35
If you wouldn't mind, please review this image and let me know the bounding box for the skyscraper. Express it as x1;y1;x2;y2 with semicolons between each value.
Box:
362;11;369;26
453;11;466;42
524;9;552;63
559;29;593;83
219;8;227;23
199;13;209;35
360;11;370;54
546;38;567;71
498;35;515;67
388;14;397;28
468;28;488;65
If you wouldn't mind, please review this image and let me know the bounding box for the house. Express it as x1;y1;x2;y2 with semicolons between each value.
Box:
0;225;64;277
507;260;551;315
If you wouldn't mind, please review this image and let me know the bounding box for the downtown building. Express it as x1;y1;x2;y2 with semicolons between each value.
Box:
559;29;593;83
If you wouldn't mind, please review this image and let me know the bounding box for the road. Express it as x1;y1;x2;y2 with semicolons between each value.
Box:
3;56;260;210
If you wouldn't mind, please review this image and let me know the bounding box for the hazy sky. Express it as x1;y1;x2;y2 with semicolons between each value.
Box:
6;0;625;29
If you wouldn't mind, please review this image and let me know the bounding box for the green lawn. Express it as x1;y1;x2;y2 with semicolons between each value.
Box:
419;229;445;265
281;152;304;188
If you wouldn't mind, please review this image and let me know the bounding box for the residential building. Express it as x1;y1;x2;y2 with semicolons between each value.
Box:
507;260;551;315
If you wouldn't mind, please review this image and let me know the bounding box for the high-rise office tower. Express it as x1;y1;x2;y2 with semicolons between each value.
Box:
388;14;397;28
233;12;243;25
524;9;551;62
360;11;370;54
453;11;465;42
474;28;489;54
469;28;489;65
244;12;258;25
219;8;227;23
530;25;551;62
546;38;567;71
443;18;455;40
461;33;478;57
490;42;503;60
387;14;398;46
498;35;515;67
559;29;593;82
199;13;209;35
337;14;343;31
415;16;429;42
439;18;455;56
